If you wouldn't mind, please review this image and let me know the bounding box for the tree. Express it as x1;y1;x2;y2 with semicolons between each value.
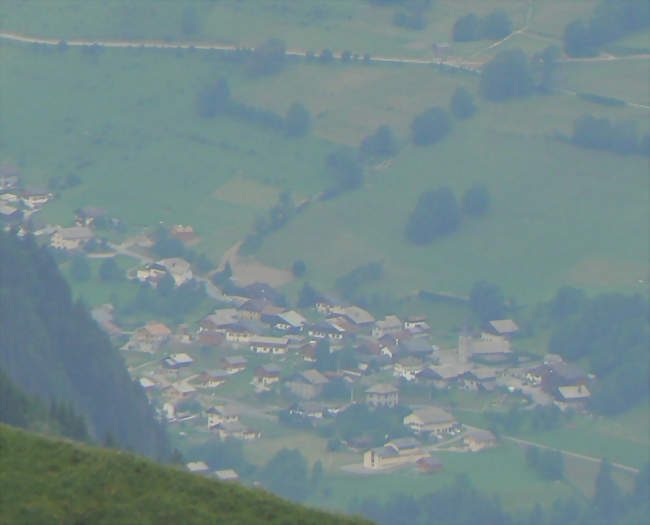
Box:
99;258;122;281
181;6;199;36
480;49;533;101
291;260;306;277
297;282;319;308
453;14;482;42
260;448;310;501
461;184;490;217
410;107;452;146
311;460;324;489
470;281;507;321
249;38;286;76
594;459;622;519
326;149;363;191
405;187;461;244
360;124;397;158
196;78;231;118
319;49;334;64
564;20;598;58
549;286;586;321
70;255;91;282
450;87;477;119
482;9;513;40
285;102;311;137
534;45;562;92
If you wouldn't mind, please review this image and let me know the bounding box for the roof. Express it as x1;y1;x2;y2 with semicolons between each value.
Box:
366;383;398;394
207;406;239;417
488;319;520;334
387;437;421;451
406;407;456;425
158;257;191;274
558;385;591;400
331;305;375;325
172;382;197;395
76;206;108;218
202;369;228;379
215;469;239;481
464;368;497;381
277;310;307;327
468;339;512;355
249;336;289;346
549;363;588;382
465;429;496;443
255;364;282;376
139;377;156;389
170;353;194;365
202;309;239;327
417;455;443;468
370;446;399;458
223;355;247;366
376;315;402;329
430;364;468;380
186;461;210;473
300;369;329;385
144;322;172;337
400;339;433;355
56;226;94;241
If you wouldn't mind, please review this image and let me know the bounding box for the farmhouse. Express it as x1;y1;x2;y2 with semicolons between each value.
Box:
557;384;591;408
417;455;444;473
393;356;425;381
285;369;329;399
329;305;375;326
206;406;239;428
50;226;93;250
366;383;399;408
307;322;345;341
157;257;192;286
363;437;429;469
238;298;283;321
135;321;172;344
273;310;307;331
249;335;289;355
314;294;342;314
458;333;512;364
21;187;53;209
464;429;497;452
193;370;228;389
168;382;197;399
220;323;253;344
251;364;282;390
403;407;459;436
372;315;402;337
458;368;498;391
162;353;194;369
200;309;240;330
222;355;247;374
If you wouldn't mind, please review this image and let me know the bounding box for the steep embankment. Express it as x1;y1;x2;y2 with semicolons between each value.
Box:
0;424;371;525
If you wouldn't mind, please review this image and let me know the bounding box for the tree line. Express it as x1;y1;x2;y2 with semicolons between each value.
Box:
453;9;513;42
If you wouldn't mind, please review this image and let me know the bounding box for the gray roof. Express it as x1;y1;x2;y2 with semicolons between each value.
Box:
388;437;421;451
366;383;398;394
300;369;329;385
406;407;456;425
371;446;399;458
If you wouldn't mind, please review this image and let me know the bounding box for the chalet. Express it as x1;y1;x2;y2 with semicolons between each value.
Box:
488;319;520;336
327;316;359;335
21;187;53;209
458;368;498;391
186;461;210;474
273;310;307;332
285;369;329;400
215;421;261;441
198;330;225;347
251;364;282;389
366;383;399;408
458;333;513;364
139;377;156;390
220;323;253;344
307;322;344;341
222;355;247;374
215;469;240;482
363;437;429;470
238;298;279;321
398;339;436;359
372;315;402;338
135;321;172;344
329;305;375;327
75;206;108;226
200;309;239;330
168;382;197;399
162;353;194;369
557;384;591;407
393;356;425;381
426;364;468;389
404;407;459;436
464;429;497;452
136;263;168;287
50;226;93;250
240;282;285;304
249;335;289;355
206;406;239;428
193;370;228;389
298;342;317;362
417;455;444;473
0;203;21;222
158;258;193;286
544;362;589;391
169;224;197;243
289;402;325;419
314;294;341;314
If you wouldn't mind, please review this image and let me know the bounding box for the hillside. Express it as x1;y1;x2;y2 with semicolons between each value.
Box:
0;230;167;457
0;424;371;525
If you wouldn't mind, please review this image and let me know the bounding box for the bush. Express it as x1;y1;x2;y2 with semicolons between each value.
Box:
326;149;363;191
248;38;286;76
461;184;490;217
196;78;231;118
470;281;507;321
99;258;123;281
480;49;533;101
410;107;452;146
360;125;397;158
405;187;461;245
285;102;311;137
452;13;482;42
482;9;513;40
319;49;334;64
291;260;307;277
450;87;477;119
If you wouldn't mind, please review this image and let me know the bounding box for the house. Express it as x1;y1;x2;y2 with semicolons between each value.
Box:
206;406;239;428
222;355;247;374
366;383;399;408
314;294;341;314
557;384;591;407
307;322;345;341
404;316;431;336
464;429;497;452
329;305;375;327
139;377;156;390
214;469;240;482
157;257;192;286
21;187;53;209
162;353;194;369
168;382;197;399
363;437;429;470
200;309;239;330
299;342;318;362
393;356;425;381
289;402;325;419
426;364;468;389
50;226;93;250
220;323;253;344
238;298;277;321
398;339;436;359
136;263;168;287
251;364;282;390
186;461;210;474
404;407;459;436
193;370;228;389
458;333;512;364
488;319;520;336
215;421;261;441
544;363;589;392
135;321;172;344
458;368;497;391
75;206;108;226
169;224;197;243
372;315;402;338
285;369;329;399
525;365;547;386
249;335;289;355
0;203;22;222
417;455;444;473
273;310;307;332
198;330;225;347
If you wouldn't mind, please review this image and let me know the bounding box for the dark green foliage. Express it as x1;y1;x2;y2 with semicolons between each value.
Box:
186;438;252;474
319;49;335;63
0;425;369;525
577;92;625;107
326;149;364;192
297;282;320;308
470;281;507;321
291;260;307;277
410;107;452;146
70;254;91;282
450;86;477;119
550;286;587;321
248;38;286;76
181;6;199;36
482;9;513;40
533;45;562;92
286;102;311;137
594;459;623;520
126;279;207;320
452;13;482;42
572;115;640;155
526;446;564;481
99;258;122;282
0;231;168;457
197;78;231;118
405;187;461;245
393;10;426;30
640;134;650;156
480;49;533;101
260;448;311;501
335;261;383;297
212;261;232;285
334;404;410;446
461;184;490;217
360;125;398;158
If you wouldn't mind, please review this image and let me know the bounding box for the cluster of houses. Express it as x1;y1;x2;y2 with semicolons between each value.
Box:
0;164;55;225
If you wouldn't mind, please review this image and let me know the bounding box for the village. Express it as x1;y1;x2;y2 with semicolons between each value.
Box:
1;164;596;481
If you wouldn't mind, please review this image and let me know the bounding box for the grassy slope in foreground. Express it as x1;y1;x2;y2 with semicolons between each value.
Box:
0;424;370;525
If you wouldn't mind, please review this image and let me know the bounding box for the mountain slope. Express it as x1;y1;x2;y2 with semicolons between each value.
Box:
0;424;371;525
